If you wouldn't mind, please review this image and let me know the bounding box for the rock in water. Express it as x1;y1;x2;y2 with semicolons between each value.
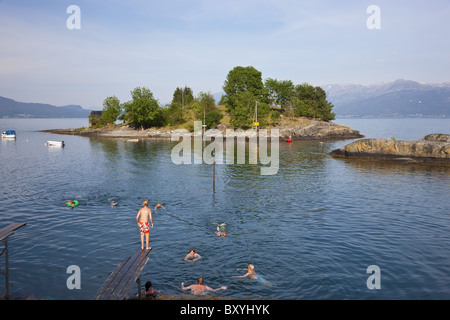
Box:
330;134;450;163
279;121;364;140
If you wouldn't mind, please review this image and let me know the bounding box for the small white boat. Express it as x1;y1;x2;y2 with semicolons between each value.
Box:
47;140;65;147
1;130;16;139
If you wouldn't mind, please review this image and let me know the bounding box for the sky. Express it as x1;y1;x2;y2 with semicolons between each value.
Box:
0;0;449;109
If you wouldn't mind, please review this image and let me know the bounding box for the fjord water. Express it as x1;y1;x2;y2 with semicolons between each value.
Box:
0;118;449;300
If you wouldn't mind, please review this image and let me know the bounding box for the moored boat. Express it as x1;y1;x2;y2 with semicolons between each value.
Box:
47;140;65;147
1;130;16;139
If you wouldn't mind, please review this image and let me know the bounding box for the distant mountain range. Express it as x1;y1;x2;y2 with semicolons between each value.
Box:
324;79;450;118
0;96;92;118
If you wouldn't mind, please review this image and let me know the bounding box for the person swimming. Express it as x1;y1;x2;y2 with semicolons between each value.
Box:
183;248;201;262
154;202;165;210
181;277;226;296
234;264;273;286
215;223;226;237
235;264;258;280
65;200;79;209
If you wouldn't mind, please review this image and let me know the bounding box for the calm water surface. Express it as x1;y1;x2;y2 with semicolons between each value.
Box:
0;118;449;300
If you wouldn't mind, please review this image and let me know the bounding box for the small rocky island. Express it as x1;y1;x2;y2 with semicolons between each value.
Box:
42;118;364;141
330;133;450;164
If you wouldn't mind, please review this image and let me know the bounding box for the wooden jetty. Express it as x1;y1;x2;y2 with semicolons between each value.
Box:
0;222;27;299
94;248;151;300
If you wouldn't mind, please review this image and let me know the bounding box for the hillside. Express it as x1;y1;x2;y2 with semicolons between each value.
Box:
324;79;450;118
0;96;92;118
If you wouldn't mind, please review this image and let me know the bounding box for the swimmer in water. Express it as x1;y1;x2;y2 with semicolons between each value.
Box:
65;200;78;210
235;264;273;286
235;264;258;280
183;248;201;262
215;224;226;237
154;202;165;210
181;277;227;295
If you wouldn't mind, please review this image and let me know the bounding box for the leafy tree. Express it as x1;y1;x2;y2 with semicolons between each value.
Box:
172;86;194;108
264;78;294;109
165;103;185;126
269;109;281;126
223;66;266;110
223;66;269;127
122;87;164;129
100;96;122;124
194;92;223;129
218;95;226;105
292;83;335;121
229;91;255;128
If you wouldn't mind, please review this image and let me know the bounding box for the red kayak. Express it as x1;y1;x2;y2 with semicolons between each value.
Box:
286;139;292;143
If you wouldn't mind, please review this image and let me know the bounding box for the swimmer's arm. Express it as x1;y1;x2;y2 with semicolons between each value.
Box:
181;282;191;290
192;254;201;261
234;272;250;278
206;285;227;292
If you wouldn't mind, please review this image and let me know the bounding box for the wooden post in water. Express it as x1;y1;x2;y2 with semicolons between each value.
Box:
212;148;215;193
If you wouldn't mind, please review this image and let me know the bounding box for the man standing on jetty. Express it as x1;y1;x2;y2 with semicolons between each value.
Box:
136;200;153;250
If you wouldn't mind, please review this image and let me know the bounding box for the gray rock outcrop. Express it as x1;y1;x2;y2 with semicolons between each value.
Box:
330;134;450;163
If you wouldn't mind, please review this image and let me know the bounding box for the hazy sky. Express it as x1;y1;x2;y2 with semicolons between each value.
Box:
1;0;449;109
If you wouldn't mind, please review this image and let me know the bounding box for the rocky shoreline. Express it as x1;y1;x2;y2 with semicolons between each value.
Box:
330;133;450;164
41;119;364;141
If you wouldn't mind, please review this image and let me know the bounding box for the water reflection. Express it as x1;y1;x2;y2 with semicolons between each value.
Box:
331;157;450;176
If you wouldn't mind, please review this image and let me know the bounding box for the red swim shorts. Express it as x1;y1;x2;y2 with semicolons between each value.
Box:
138;222;150;234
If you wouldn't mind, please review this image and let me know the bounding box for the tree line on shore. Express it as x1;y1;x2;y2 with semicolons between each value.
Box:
91;66;336;130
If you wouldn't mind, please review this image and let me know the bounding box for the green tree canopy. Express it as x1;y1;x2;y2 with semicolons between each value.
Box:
292;83;335;121
223;66;269;128
100;96;122;124
223;66;266;109
172;86;194;108
123;87;165;129
194;92;223;129
264;78;294;109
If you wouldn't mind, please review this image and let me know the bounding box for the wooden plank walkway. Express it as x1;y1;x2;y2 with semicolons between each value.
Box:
0;222;27;299
94;248;151;300
0;223;27;242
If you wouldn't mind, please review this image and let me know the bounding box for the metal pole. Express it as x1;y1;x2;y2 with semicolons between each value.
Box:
213;151;215;193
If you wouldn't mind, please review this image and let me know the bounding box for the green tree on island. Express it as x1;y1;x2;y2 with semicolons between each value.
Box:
172;86;194;108
223;66;270;128
99;66;335;131
100;96;122;125
193;92;223;129
291;83;335;121
122;87;165;129
165;87;192;126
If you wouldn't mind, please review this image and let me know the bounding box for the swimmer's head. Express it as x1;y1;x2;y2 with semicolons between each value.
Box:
248;264;255;271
